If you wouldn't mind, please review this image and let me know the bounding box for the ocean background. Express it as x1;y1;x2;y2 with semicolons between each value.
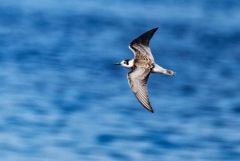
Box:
0;0;240;161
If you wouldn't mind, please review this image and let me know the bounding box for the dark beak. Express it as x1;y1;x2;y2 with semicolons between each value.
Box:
114;63;121;65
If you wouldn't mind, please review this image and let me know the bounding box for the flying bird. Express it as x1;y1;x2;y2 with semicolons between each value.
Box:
115;27;175;113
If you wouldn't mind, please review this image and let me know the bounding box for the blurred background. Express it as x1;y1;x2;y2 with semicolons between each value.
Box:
0;0;240;161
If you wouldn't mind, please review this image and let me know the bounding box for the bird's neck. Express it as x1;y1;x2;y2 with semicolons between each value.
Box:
121;59;134;68
128;59;134;68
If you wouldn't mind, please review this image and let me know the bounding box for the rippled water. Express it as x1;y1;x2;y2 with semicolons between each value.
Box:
0;0;240;161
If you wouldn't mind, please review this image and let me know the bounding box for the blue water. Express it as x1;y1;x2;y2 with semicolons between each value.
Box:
0;0;240;161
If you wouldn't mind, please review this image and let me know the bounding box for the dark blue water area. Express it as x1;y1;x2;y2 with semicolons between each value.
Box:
0;0;240;161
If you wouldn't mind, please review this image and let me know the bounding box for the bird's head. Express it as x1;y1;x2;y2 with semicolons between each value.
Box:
115;59;134;68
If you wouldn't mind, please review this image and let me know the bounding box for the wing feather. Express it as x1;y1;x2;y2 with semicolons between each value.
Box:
127;67;154;112
129;28;158;61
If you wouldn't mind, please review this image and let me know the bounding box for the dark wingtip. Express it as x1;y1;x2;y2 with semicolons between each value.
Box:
145;106;154;113
130;27;159;46
148;27;159;35
149;109;154;113
151;27;159;32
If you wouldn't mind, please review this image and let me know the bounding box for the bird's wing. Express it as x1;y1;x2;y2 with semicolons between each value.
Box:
127;67;153;112
129;28;158;61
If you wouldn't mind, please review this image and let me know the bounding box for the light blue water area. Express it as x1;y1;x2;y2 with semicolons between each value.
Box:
0;0;240;161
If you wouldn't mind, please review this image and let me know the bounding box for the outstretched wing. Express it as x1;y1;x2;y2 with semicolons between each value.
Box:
127;67;154;112
129;27;158;61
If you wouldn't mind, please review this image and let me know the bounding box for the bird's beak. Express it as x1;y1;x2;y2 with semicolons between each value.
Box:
114;63;121;65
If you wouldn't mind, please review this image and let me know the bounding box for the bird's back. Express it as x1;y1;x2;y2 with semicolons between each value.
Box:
134;57;154;69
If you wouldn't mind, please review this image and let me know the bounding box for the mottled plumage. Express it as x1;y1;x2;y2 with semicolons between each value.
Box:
116;27;175;112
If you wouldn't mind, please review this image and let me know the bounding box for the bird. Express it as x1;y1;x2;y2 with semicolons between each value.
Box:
115;27;175;113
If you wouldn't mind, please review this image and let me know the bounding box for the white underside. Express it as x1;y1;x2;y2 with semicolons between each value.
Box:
152;64;168;74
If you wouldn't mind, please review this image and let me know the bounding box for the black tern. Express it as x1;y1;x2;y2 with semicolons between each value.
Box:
116;27;175;113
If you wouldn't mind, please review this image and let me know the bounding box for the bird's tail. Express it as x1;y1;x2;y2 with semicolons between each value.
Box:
165;69;176;76
152;64;176;76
